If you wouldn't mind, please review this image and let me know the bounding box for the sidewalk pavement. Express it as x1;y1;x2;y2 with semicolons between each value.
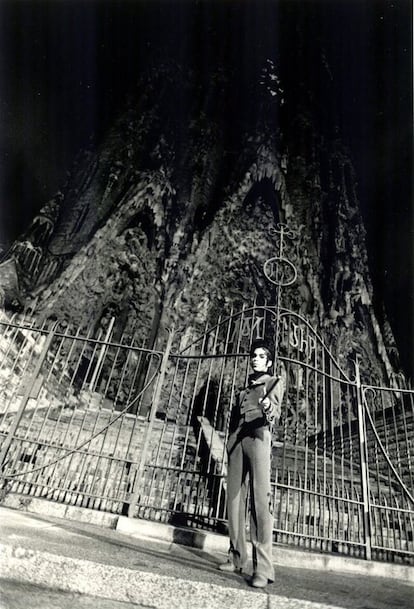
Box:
0;495;413;609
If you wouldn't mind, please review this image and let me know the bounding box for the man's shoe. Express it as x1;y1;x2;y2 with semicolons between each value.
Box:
218;561;242;573
251;574;269;588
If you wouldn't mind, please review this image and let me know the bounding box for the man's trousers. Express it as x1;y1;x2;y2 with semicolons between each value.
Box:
226;425;275;581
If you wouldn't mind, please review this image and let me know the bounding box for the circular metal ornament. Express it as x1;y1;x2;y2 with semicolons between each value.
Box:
263;256;297;287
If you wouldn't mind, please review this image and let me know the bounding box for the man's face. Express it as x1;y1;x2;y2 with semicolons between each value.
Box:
250;347;272;373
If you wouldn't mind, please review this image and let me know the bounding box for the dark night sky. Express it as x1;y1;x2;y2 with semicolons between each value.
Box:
0;0;413;379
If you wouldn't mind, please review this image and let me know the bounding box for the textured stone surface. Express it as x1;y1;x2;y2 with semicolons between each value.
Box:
2;501;413;584
0;579;147;609
1;545;269;609
1;506;414;609
4;61;402;391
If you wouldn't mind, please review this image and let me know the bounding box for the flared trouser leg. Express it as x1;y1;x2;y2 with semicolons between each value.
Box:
244;429;275;581
226;435;249;569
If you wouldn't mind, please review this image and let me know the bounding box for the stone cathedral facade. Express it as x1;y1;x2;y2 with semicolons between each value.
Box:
0;58;402;390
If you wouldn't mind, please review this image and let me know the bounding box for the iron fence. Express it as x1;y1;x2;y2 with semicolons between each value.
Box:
0;306;413;564
0;313;163;513
362;382;414;561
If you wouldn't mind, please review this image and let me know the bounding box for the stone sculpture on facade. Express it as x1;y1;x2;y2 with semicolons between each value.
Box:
0;58;404;395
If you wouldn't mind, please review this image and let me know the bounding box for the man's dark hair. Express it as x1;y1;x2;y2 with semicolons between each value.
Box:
249;339;274;362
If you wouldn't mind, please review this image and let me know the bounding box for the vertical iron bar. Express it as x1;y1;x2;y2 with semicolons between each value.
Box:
146;352;179;509
56;324;98;502
399;391;413;489
321;345;327;544
302;359;309;537
43;325;86;500
370;489;379;555
89;317;115;391
127;326;174;517
0;322;57;472
312;337;318;543
220;305;243;478
329;358;335;517
192;317;222;474
2;319;40;418
337;365;346;526
355;359;372;560
167;357;190;469
207;313;233;477
100;337;135;510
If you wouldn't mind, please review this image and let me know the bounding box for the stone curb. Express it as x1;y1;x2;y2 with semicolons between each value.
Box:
2;493;118;529
0;544;340;609
116;516;414;582
116;514;229;553
3;493;414;583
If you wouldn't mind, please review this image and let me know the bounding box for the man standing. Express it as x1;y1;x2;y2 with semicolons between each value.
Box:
219;341;285;588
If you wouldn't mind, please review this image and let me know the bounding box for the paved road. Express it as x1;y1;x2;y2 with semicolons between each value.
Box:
2;507;413;609
0;579;147;609
267;564;412;609
1;572;412;609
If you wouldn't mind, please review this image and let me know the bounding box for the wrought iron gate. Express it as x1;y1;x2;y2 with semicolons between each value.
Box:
125;304;414;563
1;226;413;564
0;313;163;514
